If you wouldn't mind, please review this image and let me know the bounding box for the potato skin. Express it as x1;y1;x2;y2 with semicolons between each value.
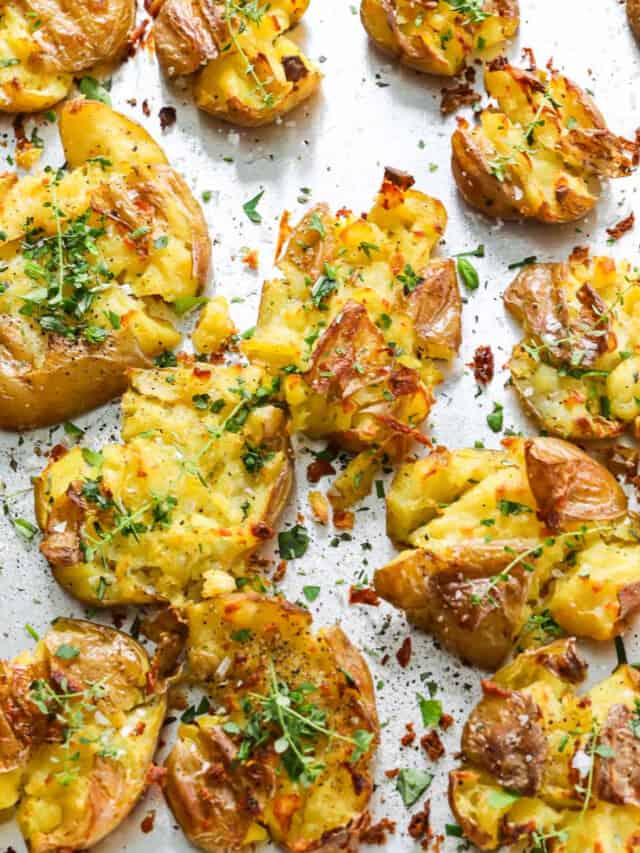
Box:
164;593;379;853
0;319;150;431
629;0;640;39
0;618;166;852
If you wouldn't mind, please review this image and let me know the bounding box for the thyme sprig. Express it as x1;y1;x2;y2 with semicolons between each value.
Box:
230;660;374;786
223;0;278;109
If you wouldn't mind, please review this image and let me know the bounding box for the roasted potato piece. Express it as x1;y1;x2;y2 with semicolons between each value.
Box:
0;618;166;852
165;592;379;853
375;436;638;668
35;361;293;605
629;0;640;40
0;99;210;430
452;59;637;222
153;0;321;127
450;638;640;851
505;253;640;440
0;0;135;113
244;168;461;506
360;0;519;77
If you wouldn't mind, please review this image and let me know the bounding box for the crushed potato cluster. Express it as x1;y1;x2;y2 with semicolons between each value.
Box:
360;0;520;77
36;362;292;605
375;436;640;668
451;639;640;851
0;619;165;853
244;167;461;508
452;59;638;222
506;252;640;440
0;99;209;430
153;0;321;126
0;0;134;112
164;593;379;852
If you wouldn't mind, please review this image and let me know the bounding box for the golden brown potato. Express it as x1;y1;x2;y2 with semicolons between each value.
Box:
505;252;640;440
452;59;637;223
0;99;210;431
449;638;640;851
243;168;461;506
361;0;519;77
164;592;379;853
0;0;135;112
0;618;166;851
152;0;321;126
35;360;293;606
375;436;639;668
628;0;640;39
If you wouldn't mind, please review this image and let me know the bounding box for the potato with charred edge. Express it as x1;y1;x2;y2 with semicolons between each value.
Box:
164;592;379;853
0;99;210;431
450;638;640;852
0;0;135;113
452;59;637;223
505;252;640;440
629;0;640;40
360;0;519;78
152;0;321;127
375;436;639;669
35;360;293;606
244;167;461;507
0;618;166;852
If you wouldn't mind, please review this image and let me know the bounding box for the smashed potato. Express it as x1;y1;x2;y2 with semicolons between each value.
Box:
0;99;210;430
0;618;165;852
0;0;135;112
244;167;461;507
165;592;379;853
452;59;638;222
629;0;640;40
360;0;519;77
375;436;639;668
506;252;640;440
153;0;321;126
450;638;640;851
35;360;292;605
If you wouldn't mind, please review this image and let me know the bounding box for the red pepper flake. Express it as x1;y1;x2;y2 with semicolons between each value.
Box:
349;585;380;606
421;730;445;761
606;212;635;241
439;712;454;731
440;83;480;116
273;560;287;583
333;509;355;530
146;765;167;787
241;248;259;270
306;458;336;483
401;722;416;747
142;99;151;117
384;768;400;779
396;637;412;668
468;345;494;385
360;818;397;845
193;366;212;378
159;106;177;131
141;810;156;833
111;608;127;629
408;800;432;843
50;444;68;462
250;521;274;541
127;19;149;56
